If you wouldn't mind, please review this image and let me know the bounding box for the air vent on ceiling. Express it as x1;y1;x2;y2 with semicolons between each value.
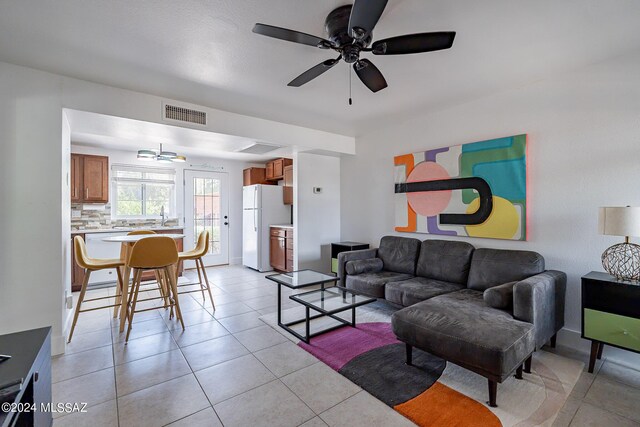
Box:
236;142;282;155
163;104;207;125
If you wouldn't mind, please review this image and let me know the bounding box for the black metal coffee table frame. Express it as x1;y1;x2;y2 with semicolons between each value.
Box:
265;269;375;343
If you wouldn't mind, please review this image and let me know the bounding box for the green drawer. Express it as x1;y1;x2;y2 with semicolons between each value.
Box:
584;308;640;352
331;258;338;274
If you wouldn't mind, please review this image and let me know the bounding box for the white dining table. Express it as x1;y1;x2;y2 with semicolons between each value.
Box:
103;233;185;332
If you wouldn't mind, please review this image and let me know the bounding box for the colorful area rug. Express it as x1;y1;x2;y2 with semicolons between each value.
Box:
261;304;583;427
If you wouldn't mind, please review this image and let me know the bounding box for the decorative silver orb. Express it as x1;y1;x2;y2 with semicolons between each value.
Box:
601;242;640;281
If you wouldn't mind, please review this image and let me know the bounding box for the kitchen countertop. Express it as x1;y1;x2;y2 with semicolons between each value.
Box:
270;224;294;229
71;226;183;235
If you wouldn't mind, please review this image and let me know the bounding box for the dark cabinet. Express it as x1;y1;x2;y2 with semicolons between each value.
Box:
330;242;370;274
71;154;109;204
270;227;293;272
0;328;52;427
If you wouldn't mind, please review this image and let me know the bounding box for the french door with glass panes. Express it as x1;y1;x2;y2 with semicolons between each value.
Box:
183;170;229;267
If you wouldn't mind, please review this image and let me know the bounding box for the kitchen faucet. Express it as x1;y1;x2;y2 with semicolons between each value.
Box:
160;205;166;226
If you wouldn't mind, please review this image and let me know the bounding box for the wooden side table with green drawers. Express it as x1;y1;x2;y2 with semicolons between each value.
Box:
582;271;640;373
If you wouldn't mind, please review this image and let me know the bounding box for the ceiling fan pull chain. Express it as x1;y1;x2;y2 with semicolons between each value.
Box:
348;65;353;105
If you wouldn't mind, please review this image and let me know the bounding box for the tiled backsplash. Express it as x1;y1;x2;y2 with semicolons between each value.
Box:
71;204;179;231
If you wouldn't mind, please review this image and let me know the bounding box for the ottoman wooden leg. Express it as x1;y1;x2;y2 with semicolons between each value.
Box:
488;380;498;407
524;355;532;374
405;343;413;366
550;333;557;348
515;365;523;379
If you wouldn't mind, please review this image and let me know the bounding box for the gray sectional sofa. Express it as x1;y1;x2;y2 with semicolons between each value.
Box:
337;236;566;407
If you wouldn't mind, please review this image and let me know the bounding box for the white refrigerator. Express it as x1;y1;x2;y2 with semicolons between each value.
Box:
242;185;291;272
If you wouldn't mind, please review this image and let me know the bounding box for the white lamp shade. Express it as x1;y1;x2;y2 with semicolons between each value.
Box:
598;207;640;237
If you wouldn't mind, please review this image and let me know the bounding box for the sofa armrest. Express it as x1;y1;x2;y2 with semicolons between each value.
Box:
337;249;378;287
513;270;567;348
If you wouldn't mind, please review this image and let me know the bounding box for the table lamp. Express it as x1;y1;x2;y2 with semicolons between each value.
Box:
598;206;640;280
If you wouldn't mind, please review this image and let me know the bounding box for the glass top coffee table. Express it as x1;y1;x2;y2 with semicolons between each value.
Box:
266;269;376;343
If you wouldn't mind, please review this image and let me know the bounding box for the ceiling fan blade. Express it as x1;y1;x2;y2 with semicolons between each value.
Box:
348;0;388;40
288;58;340;87
252;23;332;48
353;59;387;93
372;32;456;55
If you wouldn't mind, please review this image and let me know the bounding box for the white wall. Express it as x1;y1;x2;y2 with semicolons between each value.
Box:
0;63;66;353
341;49;640;367
295;153;341;273
70;144;259;265
0;59;353;355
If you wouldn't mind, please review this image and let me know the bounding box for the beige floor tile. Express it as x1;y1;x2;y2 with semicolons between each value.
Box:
52;345;113;383
300;416;329;427
69;310;112;337
214;380;315;427
569;402;640;427
233;325;288;352
598;360;640;389
163;307;215;330
195;354;275;404
254;342;318;377
181;334;250;372
569;370;597;399
115;349;191;396
166;407;222;427
170;319;229;347
244;295;281;310
110;307;161;325
53;398;117;427
208;292;239;305
118;374;209;427
209;301;254;319
52;368;116;418
217;311;265;333
113;331;177;365
552;395;582;427
111;316;169;343
282;362;361;414
319;391;415;427
584;376;640;422
65;328;112;355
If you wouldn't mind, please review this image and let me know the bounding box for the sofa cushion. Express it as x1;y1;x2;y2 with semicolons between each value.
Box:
483;281;517;309
416;240;475;285
377;236;422;275
345;258;384;275
467;248;545;291
385;277;464;307
391;289;535;380
345;272;414;298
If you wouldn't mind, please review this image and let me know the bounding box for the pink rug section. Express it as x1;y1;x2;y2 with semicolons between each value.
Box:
298;322;400;371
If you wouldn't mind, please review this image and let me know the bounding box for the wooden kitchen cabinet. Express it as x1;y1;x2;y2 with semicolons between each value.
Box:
71;233;85;292
283;164;293;205
265;158;293;181
71;154;82;203
243;167;273;186
71;153;109;204
270;226;293;272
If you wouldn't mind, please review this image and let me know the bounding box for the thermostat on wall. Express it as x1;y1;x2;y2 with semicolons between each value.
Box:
313;187;322;194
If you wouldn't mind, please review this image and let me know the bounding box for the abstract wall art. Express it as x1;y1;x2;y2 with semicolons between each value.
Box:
394;134;528;241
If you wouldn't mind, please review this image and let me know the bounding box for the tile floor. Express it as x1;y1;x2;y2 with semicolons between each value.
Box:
51;265;640;427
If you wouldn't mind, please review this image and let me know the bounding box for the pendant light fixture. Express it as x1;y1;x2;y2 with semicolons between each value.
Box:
137;144;186;163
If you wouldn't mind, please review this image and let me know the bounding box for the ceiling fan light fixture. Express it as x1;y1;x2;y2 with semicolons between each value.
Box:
137;149;156;160
173;155;187;163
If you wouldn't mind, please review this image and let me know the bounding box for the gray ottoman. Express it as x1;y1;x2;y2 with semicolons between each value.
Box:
391;289;536;407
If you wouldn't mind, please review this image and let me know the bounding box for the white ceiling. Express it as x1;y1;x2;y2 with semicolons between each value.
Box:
65;109;295;161
2;0;640;136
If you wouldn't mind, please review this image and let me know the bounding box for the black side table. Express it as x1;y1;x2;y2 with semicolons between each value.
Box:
582;271;640;373
330;242;369;274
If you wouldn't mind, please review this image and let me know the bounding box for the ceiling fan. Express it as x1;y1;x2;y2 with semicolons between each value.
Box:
252;0;456;94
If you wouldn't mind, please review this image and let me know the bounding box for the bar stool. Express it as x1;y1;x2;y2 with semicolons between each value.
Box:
69;235;124;343
125;236;184;342
177;230;215;309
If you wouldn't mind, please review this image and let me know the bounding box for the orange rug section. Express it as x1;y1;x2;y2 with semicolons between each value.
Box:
394;382;502;427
